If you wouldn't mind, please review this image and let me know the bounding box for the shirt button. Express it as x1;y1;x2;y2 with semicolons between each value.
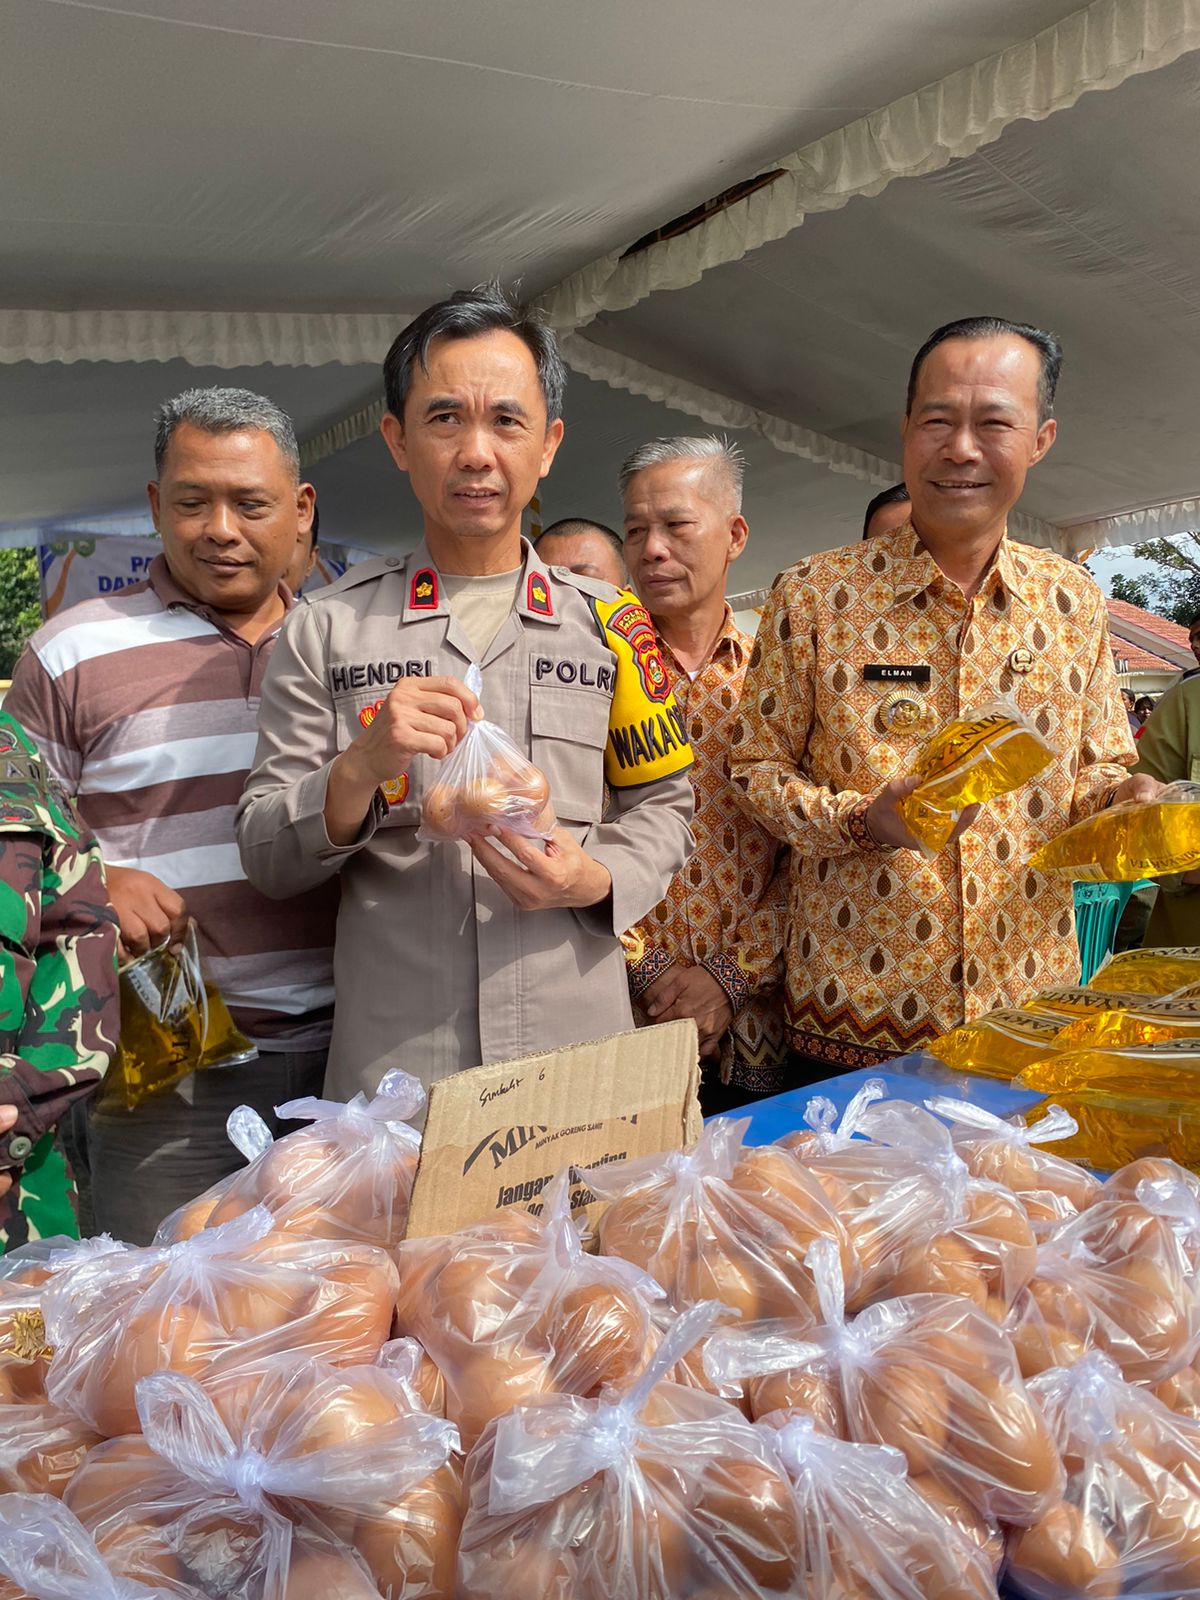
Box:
7;1134;32;1160
386;558;400;568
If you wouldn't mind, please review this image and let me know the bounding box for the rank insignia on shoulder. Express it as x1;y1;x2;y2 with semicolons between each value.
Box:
527;573;553;616
410;568;438;610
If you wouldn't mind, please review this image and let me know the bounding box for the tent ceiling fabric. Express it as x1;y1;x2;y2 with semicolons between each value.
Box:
1;0;1197;565
578;45;1200;553
1;0;1088;316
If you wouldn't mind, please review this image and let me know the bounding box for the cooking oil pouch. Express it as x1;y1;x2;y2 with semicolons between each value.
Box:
1017;1038;1200;1098
1027;780;1200;882
897;699;1055;857
1023;1083;1200;1174
103;919;256;1111
1054;993;1200;1051
1086;946;1200;995
1026;985;1159;1020
923;1006;1070;1080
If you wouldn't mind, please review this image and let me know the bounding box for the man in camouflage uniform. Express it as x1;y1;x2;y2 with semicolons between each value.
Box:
0;711;119;1252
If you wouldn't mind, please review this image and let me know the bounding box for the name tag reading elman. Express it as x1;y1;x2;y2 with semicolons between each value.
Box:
863;664;932;686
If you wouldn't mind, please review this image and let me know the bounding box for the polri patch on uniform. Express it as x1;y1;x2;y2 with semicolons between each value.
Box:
863;664;932;686
527;573;553;616
410;568;438;610
605;601;670;704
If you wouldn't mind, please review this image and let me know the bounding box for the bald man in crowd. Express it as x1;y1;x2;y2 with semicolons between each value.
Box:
535;518;629;588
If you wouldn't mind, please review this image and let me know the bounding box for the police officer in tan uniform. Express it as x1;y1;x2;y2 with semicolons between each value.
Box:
237;285;695;1101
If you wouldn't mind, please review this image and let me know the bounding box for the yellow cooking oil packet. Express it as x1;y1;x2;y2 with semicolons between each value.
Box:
1053;994;1200;1051
102;920;257;1111
924;1005;1069;1080
898;699;1055;857
1017;1037;1200;1097
1024;1081;1200;1173
1024;986;1152;1019
1027;780;1200;883
1084;947;1200;996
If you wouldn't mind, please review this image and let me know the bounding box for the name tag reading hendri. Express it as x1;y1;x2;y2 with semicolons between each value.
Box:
863;664;932;686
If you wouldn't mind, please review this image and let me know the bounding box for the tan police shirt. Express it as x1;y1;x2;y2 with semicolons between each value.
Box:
236;538;695;1102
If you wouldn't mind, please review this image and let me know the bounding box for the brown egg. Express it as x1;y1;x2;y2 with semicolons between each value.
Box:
260;1370;402;1457
89;1295;221;1436
857;1358;950;1474
410;1347;446;1416
448;1346;553;1452
431;1250;539;1344
307;1249;400;1357
883;1233;989;1308
420;784;462;840
691;1454;800;1591
689;1246;763;1323
964;1140;1100;1217
352;1459;462;1599
0;1405;102;1496
1137;1485;1200;1588
1153;1360;1200;1421
959;1186;1038;1302
727;1145;855;1278
1006;1502;1122;1599
946;1372;1063;1524
91;1520;185;1591
548;1280;648;1395
1008;1315;1087;1379
1106;1155;1198;1203
910;1473;1003;1573
748;1365;845;1436
165;1188;224;1240
0;1355;45;1407
597;1191;669;1274
282;1546;386;1599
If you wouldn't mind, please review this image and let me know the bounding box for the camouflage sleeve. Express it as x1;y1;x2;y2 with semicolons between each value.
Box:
0;825;119;1179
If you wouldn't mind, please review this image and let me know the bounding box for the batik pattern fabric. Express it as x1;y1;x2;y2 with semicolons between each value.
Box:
729;524;1135;1068
625;609;789;1092
0;712;119;1250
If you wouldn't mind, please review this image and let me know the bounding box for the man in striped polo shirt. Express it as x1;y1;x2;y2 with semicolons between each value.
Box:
7;388;338;1243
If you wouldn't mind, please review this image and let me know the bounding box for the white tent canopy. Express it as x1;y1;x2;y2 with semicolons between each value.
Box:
3;0;1199;574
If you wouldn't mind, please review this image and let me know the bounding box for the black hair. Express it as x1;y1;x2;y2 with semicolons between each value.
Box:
538;517;624;561
383;281;566;424
307;501;320;551
1134;696;1155;712
862;482;911;540
906;317;1063;425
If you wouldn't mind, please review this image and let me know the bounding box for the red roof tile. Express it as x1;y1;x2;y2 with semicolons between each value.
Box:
1112;639;1176;671
1105;597;1192;648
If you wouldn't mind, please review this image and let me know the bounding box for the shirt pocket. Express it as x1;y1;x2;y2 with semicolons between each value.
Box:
529;684;610;825
333;691;423;827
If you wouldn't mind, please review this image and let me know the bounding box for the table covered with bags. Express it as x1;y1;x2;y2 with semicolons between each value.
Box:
2;1038;1200;1600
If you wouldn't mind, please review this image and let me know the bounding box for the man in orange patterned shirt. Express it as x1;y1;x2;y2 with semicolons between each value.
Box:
622;437;789;1111
731;317;1162;1071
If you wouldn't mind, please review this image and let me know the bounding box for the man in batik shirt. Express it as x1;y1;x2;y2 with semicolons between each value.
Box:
622;436;789;1112
0;712;119;1250
731;317;1160;1072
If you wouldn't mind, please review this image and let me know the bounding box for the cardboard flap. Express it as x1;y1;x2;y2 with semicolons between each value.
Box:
406;1019;701;1239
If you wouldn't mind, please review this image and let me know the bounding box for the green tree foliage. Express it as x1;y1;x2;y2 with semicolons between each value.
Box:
0;548;41;678
1109;537;1200;627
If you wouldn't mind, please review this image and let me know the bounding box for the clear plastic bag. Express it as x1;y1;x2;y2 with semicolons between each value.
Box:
758;1413;1001;1600
1004;1179;1200;1385
62;1360;455;1600
456;1301;804;1599
392;1173;666;1452
708;1237;1062;1530
1027;780;1200;882
0;1237;128;1408
797;1089;1038;1316
418;665;554;843
103;922;256;1111
776;1081;956;1308
586;1116;858;1329
925;1098;1101;1235
0;1493;185;1599
42;1209;399;1438
896;699;1055;857
1009;1352;1200;1599
155;1069;424;1250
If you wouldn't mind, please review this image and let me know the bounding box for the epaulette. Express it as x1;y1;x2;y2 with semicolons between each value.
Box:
542;566;624;603
302;555;407;605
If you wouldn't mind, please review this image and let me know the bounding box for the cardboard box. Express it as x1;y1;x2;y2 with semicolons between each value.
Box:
406;1019;701;1238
